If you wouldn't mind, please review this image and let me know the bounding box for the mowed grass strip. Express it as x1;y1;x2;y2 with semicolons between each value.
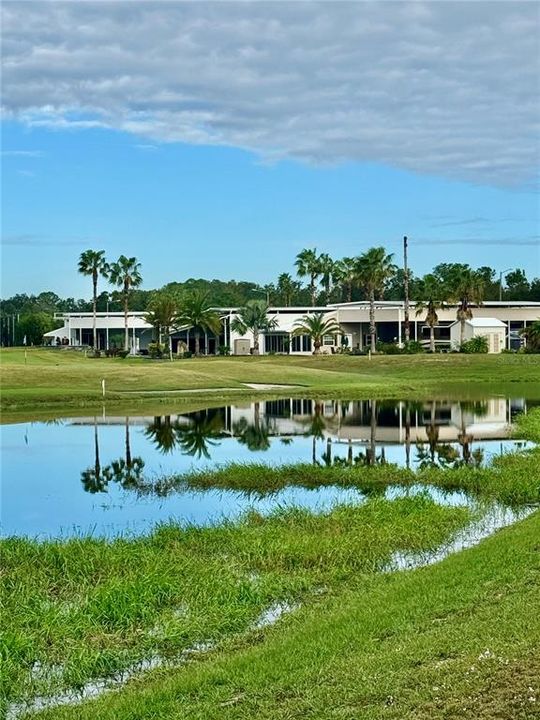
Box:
30;510;540;720
0;497;470;710
2;349;540;414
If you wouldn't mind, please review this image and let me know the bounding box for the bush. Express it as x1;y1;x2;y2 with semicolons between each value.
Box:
402;341;424;354
148;342;164;359
117;350;130;359
376;342;402;355
350;348;368;356
459;336;488;354
178;350;192;359
218;344;231;356
105;348;119;358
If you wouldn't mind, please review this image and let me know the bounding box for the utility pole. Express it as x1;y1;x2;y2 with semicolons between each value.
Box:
403;235;410;344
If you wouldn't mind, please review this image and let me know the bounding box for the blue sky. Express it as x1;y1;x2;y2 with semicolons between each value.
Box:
1;1;539;298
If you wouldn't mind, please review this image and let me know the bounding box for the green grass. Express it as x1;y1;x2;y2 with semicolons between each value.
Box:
12;509;540;720
0;497;469;712
2;348;540;418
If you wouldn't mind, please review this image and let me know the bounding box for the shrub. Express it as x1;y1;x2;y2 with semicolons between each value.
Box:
218;344;231;356
148;342;164;359
460;336;488;354
402;341;424;354
376;342;402;355
117;350;130;359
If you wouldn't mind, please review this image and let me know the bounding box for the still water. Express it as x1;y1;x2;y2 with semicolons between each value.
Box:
1;397;535;538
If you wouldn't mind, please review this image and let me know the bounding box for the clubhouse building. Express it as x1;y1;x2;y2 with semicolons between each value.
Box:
45;300;540;355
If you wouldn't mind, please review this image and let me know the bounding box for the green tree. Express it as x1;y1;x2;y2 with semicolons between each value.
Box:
355;247;397;353
415;274;446;353
18;312;55;345
230;299;278;354
176;290;221;356
520;320;540;352
108;256;143;351
333;257;357;302
144;291;180;360
77;250;109;350
295;248;320;306
292;312;342;355
318;253;335;298
448;268;485;346
504;269;530;300
275;273;301;306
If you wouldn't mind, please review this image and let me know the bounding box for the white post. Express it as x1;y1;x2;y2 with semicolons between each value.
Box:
397;306;403;347
101;379;106;398
106;326;109;351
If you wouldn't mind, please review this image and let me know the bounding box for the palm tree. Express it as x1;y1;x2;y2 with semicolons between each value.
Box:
144;416;179;453
175;290;221;356
295;248;320;306
233;407;271;452
355;247;396;353
176;412;225;459
77;250;108;350
415;274;446;353
276;273;300;307
292;312;342;355
80;417;108;493
333;257;357;302
144;291;179;360
520;319;540;352
449;269;484;346
108;255;143;351
318;253;335;298
230;300;278;355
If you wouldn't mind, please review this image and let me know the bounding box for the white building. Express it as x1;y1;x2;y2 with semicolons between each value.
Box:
45;300;539;354
449;318;507;353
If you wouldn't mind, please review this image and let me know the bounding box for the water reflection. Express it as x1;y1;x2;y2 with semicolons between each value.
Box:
2;396;536;538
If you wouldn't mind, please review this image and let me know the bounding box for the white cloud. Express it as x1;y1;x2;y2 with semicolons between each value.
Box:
1;1;539;186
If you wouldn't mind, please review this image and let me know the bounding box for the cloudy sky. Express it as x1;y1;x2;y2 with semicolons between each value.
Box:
2;0;539;296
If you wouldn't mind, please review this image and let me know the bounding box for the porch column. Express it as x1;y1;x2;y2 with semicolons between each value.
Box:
397;307;403;346
106;327;110;351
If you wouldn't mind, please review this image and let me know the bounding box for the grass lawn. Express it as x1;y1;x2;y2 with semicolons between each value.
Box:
2;348;540;419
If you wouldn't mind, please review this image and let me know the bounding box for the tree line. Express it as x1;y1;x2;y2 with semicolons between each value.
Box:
1;246;539;349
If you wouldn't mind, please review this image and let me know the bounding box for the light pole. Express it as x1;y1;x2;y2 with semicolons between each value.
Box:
251;287;270;305
499;268;514;302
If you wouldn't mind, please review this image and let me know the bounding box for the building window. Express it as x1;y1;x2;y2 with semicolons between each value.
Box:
323;334;336;346
291;334;312;352
264;333;289;353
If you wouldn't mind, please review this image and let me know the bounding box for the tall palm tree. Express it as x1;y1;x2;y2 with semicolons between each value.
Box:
318;253;335;298
144;291;179;360
449;268;484;346
333;257;357;302
77;250;108;350
276;273;300;307
415;274;446;353
144;416;179;454
355;247;397;353
230;300;278;355
80;417;108;493
295;248;320;306
108;255;143;351
176;412;225;459
175;290;221;356
292;312;342;355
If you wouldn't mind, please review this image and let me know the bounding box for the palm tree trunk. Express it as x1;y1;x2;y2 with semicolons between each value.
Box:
405;404;411;470
313;339;321;355
430;324;435;353
310;275;316;306
347;282;352;303
369;399;377;465
194;331;200;356
92;274;98;350
94;418;100;481
125;417;131;468
253;327;259;355
124;291;129;351
460;318;465;346
369;289;376;353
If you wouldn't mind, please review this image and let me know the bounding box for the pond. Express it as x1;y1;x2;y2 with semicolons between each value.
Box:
1;396;536;538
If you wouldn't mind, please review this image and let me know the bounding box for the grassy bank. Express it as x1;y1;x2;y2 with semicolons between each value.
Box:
9;509;540;720
2;348;540;418
0;497;469;712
